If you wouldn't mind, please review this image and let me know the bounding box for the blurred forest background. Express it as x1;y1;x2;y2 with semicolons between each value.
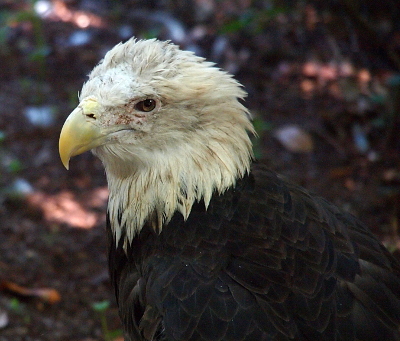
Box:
0;0;400;340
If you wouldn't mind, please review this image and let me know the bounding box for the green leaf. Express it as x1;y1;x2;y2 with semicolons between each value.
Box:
9;298;24;314
8;159;23;173
107;329;123;338
252;117;272;134
92;300;110;312
220;11;255;34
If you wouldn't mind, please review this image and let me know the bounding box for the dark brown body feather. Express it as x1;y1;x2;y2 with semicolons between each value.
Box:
108;165;400;341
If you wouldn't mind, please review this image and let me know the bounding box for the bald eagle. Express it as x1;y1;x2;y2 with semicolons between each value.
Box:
59;39;400;341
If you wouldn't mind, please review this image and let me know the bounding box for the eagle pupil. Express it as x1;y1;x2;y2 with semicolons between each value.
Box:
136;99;156;112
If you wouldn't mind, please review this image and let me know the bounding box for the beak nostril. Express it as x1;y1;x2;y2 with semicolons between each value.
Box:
86;113;96;119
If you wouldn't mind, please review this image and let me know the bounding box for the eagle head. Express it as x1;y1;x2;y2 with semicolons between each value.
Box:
59;38;255;245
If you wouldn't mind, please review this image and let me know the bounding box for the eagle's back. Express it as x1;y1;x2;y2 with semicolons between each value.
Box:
108;164;400;341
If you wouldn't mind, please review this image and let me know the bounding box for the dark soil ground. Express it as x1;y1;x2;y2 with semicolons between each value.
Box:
0;1;400;340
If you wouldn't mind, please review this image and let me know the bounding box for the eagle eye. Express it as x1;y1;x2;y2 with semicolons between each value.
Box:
135;99;156;112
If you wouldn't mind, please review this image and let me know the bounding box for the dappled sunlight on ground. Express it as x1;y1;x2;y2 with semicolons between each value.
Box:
27;187;108;229
36;0;105;28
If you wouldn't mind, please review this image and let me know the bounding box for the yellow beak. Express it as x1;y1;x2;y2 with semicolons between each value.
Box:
59;98;104;169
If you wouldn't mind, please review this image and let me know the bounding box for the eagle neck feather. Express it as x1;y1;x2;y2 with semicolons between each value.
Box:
106;120;254;250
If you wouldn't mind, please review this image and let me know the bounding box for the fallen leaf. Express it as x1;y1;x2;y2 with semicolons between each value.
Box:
352;124;369;153
329;166;353;179
383;169;400;182
273;125;314;153
0;309;9;329
0;281;61;304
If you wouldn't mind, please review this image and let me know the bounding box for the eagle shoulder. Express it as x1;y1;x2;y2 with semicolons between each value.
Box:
108;164;400;341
